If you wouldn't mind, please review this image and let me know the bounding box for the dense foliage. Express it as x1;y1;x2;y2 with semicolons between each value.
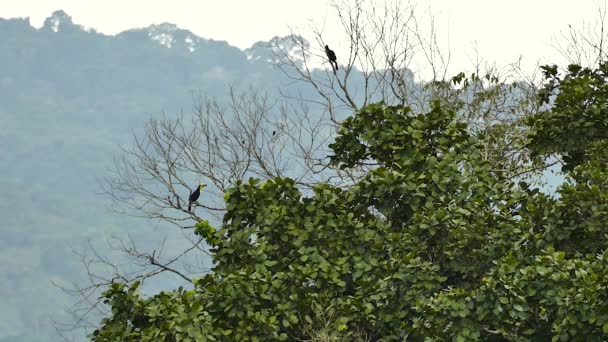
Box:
528;62;608;170
92;62;608;341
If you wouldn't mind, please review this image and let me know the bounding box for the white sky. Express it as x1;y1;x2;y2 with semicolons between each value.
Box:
1;1;605;76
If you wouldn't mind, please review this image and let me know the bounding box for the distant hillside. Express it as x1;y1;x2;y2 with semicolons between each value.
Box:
0;10;319;342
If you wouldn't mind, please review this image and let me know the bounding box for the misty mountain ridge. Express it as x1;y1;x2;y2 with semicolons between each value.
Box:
13;9;239;51
2;9;308;68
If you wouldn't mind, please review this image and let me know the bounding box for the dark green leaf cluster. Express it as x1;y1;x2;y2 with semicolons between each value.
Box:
94;86;608;340
92;282;214;341
329;101;471;170
528;62;608;170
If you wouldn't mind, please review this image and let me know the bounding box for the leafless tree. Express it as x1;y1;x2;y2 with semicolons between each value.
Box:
103;87;338;226
57;84;344;338
271;0;549;181
272;0;451;115
552;2;608;68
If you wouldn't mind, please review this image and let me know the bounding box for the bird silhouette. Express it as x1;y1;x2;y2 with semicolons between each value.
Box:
325;45;338;72
188;183;206;212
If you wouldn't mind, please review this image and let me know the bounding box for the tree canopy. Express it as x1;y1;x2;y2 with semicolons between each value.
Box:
92;61;608;341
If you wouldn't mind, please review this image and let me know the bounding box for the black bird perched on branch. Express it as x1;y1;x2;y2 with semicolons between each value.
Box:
325;45;338;72
188;183;206;212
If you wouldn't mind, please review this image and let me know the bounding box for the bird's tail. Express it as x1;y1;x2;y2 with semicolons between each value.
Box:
188;202;192;212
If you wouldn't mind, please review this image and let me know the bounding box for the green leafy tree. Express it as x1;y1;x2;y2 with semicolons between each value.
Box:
527;62;608;170
92;62;608;341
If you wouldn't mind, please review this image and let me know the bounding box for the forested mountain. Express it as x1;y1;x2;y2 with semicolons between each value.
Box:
0;10;334;341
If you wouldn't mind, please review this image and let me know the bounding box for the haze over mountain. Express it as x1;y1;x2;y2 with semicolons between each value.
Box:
0;10;348;341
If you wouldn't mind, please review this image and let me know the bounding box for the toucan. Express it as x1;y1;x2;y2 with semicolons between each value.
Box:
325;45;338;72
188;183;206;212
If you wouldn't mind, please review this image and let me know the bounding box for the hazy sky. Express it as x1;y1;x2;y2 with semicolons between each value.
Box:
1;1;605;75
